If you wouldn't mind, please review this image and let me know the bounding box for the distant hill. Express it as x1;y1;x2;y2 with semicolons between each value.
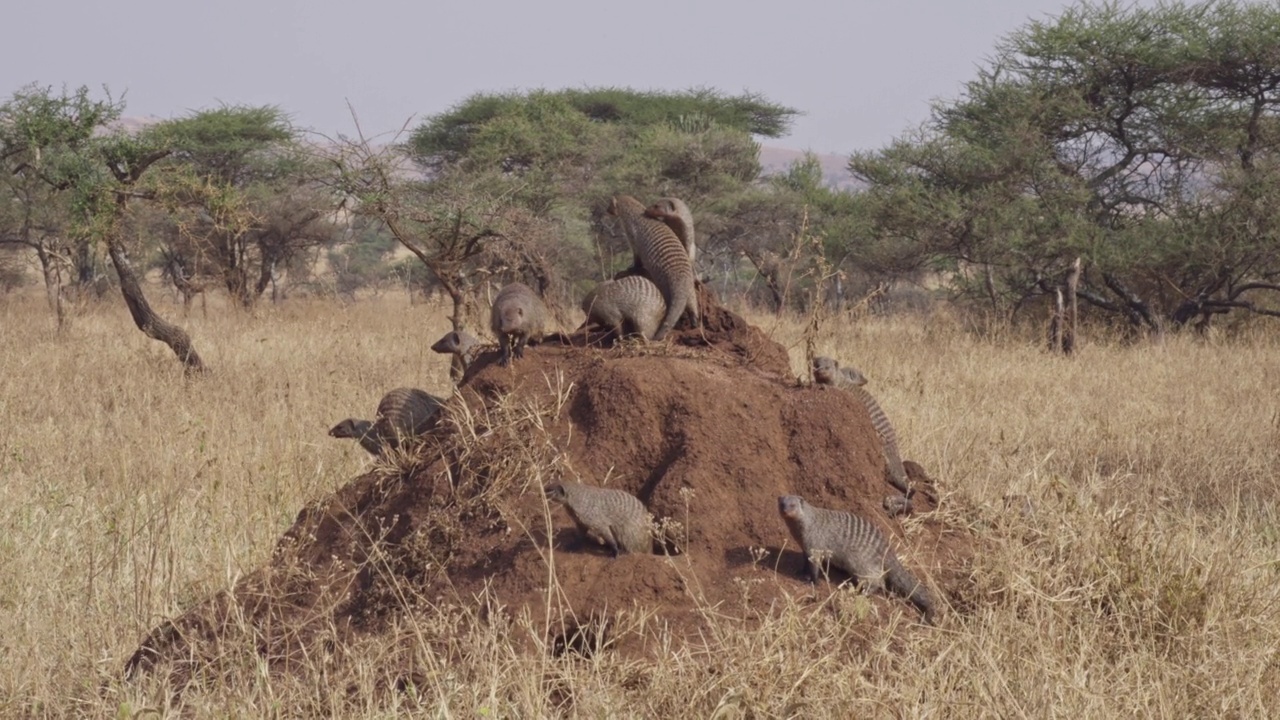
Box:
758;146;861;190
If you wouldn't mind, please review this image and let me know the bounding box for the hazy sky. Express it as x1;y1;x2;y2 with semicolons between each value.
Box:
4;0;1151;154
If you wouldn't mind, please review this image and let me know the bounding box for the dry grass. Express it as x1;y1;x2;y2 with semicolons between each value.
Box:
2;289;1278;717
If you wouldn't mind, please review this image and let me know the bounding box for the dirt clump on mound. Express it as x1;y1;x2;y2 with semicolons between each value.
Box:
125;293;972;688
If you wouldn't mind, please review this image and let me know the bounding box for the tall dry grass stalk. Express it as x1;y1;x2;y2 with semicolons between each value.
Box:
2;290;1278;716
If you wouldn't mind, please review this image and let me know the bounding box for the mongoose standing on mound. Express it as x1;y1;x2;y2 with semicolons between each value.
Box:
812;356;910;496
643;196;697;266
430;329;483;378
777;495;936;623
545;482;653;557
329;387;445;456
580;275;668;341
607;195;698;341
490;282;548;366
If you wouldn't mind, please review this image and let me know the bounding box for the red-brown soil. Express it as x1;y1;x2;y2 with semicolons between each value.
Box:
124;290;972;688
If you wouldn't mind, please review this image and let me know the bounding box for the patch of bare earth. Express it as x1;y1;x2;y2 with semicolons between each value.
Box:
124;286;975;692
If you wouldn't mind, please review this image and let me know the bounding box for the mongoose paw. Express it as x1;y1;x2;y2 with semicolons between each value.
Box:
883;494;912;517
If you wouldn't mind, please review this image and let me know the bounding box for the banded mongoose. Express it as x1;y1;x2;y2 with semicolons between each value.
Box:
329;387;445;456
545;482;653;557
430;329;482;378
607;194;698;341
580;275;667;341
812;356;910;495
777;495;935;623
643;196;697;265
490;282;548;366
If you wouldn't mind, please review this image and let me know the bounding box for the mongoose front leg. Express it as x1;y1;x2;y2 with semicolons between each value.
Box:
883;494;912;517
802;555;821;583
513;335;528;360
498;335;513;367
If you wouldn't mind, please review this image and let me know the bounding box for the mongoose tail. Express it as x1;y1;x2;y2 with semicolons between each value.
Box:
885;557;937;624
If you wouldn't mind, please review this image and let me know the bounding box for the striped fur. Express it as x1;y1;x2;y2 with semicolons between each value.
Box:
490;282;548;366
813;357;909;494
580;275;667;340
546;482;653;557
607;195;698;341
644;196;697;265
778;495;935;623
329;387;445;456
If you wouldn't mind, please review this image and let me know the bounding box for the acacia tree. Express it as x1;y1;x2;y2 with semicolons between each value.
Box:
408;88;798;280
150;107;339;307
64;125;210;373
850;0;1280;331
327;133;558;334
0;85;119;329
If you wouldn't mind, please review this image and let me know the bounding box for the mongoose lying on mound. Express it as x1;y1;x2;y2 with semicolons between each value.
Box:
778;495;935;623
329;387;445;456
545;482;653;557
430;329;483;377
490;282;548;366
643;196;697;266
607;194;698;340
580;275;667;341
812;356;910;495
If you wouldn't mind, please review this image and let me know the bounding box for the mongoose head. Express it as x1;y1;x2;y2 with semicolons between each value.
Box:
544;483;569;504
430;330;476;355
497;304;526;333
640;197;691;225
329;418;374;439
777;495;808;522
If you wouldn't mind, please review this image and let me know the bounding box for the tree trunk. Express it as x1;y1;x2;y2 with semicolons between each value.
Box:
35;244;67;332
1049;286;1065;353
106;233;208;375
1064;257;1081;354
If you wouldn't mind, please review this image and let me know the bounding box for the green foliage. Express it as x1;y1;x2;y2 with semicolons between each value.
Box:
850;0;1280;328
143;106;338;305
0;84;126;298
408;87;798;168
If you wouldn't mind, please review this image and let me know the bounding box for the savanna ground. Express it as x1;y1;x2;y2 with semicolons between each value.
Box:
1;288;1278;717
